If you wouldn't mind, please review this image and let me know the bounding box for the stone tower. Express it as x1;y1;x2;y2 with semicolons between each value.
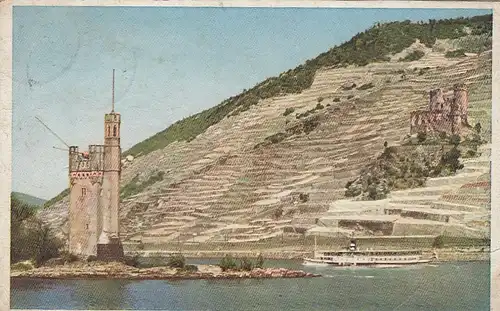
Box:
453;83;469;125
96;70;124;260
68;70;124;260
68;145;105;257
429;88;445;111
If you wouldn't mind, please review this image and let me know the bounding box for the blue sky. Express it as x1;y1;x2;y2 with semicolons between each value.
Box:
12;6;491;199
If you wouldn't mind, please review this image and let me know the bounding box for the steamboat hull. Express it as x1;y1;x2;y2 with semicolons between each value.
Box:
302;258;431;267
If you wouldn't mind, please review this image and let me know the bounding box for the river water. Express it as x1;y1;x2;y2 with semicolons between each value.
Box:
11;260;489;310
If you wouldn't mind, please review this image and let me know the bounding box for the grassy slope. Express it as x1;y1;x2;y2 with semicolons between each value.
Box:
12;192;46;207
45;14;492;207
123;14;492;158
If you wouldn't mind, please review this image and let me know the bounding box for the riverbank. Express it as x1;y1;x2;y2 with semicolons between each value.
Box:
125;248;490;262
10;261;320;280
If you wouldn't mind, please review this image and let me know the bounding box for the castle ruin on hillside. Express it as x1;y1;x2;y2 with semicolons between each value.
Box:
410;83;470;136
68;71;123;261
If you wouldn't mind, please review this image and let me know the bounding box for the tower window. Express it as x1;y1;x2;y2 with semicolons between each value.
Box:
113;125;117;137
107;125;111;137
82;187;87;196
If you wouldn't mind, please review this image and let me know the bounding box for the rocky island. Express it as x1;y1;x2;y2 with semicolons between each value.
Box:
11;261;320;280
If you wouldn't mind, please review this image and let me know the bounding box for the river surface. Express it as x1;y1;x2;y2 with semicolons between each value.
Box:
11;260;489;310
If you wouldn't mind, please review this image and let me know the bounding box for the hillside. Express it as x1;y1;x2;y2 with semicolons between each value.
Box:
39;14;492;252
12;192;46;207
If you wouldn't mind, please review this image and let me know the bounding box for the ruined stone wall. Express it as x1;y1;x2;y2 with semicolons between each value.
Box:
410;84;469;135
410;111;453;134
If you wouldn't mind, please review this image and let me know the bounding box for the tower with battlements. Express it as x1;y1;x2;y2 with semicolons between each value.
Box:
68;70;123;260
410;83;470;136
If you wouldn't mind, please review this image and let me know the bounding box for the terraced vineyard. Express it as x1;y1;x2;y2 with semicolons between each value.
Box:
39;38;491;253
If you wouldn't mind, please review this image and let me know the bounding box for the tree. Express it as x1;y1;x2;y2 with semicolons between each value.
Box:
11;193;62;265
449;134;461;146
255;254;265;269
167;253;186;269
219;254;237;271
474;122;482;134
417;132;427;143
239;257;253;271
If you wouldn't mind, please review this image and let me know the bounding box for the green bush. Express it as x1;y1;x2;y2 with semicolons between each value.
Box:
123;255;141;267
11;193;63;266
445;49;466;58
299;193;309;203
182;264;198;272
255;254;265;269
399;50;425;62
60;251;79;263
333;97;341;102
219;254;237;271
317;96;324;103
167;253;186;269
474;122;482;134
433;235;445;248
316;103;325;110
283;107;295;116
239;257;254;271
417;132;427;143
273;207;284;219
11;261;35;271
449;134;461;146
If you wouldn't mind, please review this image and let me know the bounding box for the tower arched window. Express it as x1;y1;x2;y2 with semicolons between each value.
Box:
107;125;111;137
113;125;117;137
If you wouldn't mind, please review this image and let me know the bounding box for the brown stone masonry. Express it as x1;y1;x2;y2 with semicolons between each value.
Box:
410;83;470;136
68;111;123;260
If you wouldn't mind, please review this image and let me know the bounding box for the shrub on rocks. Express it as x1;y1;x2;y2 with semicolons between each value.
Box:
11;260;35;271
399;50;425;62
283;107;295;116
182;264;198;272
239;257;254;271
123;254;141;267
11;193;63;266
167;253;186;269
345;143;460;200
219;254;237;271
445;49;466;58
255;254;265;269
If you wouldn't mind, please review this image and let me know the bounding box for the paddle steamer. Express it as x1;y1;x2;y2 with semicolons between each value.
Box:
303;238;433;266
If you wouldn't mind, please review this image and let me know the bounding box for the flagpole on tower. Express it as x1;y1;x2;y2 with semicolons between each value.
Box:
112;69;115;112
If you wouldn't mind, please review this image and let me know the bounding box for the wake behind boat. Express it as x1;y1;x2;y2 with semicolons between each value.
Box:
303;238;433;267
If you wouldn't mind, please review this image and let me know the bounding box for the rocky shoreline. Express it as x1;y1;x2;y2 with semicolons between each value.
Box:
10;262;321;280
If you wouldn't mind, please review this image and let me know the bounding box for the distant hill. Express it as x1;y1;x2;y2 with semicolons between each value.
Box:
39;13;492;248
12;192;46;207
123;14;492;159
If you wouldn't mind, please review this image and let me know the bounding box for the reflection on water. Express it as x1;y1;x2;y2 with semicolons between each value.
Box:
11;261;490;310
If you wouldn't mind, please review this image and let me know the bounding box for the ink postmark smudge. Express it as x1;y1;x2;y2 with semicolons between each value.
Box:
24;28;81;88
